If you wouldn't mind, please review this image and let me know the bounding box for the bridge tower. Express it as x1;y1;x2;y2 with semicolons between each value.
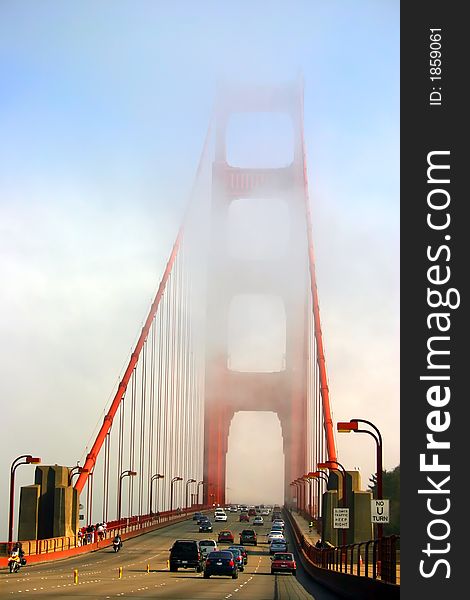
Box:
203;81;309;506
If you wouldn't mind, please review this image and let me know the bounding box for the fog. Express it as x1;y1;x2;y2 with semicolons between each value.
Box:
0;1;399;538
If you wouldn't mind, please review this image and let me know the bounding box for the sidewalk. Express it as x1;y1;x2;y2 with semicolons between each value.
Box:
288;510;322;547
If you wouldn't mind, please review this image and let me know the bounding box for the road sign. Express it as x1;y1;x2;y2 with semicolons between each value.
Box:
371;499;390;523
333;508;349;529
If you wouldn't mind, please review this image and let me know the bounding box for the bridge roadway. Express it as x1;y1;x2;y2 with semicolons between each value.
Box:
0;512;343;599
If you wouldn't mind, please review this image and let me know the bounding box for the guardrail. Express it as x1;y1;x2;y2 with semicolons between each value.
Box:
0;506;211;566
284;508;400;600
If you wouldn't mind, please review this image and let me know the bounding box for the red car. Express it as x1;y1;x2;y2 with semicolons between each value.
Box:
270;552;296;575
218;530;235;544
239;513;249;522
248;508;257;516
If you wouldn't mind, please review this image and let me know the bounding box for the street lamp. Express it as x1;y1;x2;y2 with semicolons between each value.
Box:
69;466;88;486
337;418;384;540
185;478;196;515
149;473;164;515
197;481;205;506
291;480;302;512
118;470;137;521
8;455;41;545
170;476;183;515
307;471;329;521
318;460;348;547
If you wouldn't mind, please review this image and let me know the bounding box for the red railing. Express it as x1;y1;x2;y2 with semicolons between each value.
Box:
285;508;400;586
1;506;211;561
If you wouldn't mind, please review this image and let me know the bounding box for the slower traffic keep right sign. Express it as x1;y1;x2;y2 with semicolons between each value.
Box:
371;499;390;523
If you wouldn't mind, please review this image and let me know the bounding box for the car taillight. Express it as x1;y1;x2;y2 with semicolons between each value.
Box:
229;560;234;566
205;559;210;566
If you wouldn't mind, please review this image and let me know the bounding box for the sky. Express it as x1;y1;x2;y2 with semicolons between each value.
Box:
0;1;399;538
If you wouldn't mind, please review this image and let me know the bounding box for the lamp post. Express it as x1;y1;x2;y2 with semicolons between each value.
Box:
318;460;348;547
289;482;297;511
337;418;384;541
118;470;137;521
291;480;301;512
197;481;205;506
302;475;314;518
307;470;329;521
8;455;41;545
185;478;196;515
170;476;183;515
149;473;164;515
69;466;88;486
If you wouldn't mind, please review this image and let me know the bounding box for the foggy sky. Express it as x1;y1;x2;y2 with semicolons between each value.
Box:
0;1;399;538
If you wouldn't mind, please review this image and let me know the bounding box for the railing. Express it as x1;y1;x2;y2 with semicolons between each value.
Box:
285;508;400;586
1;506;211;560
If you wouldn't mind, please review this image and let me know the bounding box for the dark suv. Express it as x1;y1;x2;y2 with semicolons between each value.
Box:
169;539;204;572
240;529;257;546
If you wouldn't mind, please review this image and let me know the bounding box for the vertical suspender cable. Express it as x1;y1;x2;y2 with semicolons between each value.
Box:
74;113;214;494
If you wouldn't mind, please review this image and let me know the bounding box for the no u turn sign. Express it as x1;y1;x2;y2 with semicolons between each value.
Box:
371;499;390;523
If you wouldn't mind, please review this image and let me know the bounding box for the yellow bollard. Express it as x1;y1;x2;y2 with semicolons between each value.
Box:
73;569;78;585
119;566;123;579
167;559;170;570
147;563;150;573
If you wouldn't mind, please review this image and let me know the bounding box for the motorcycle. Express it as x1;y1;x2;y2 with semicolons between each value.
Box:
113;538;122;552
8;552;23;573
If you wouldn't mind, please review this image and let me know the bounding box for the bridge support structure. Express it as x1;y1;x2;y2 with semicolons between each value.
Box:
203;81;310;506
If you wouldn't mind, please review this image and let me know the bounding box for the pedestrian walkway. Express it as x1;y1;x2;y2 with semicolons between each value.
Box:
288;511;322;547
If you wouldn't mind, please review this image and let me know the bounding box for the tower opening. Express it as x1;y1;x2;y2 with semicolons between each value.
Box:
227;294;286;372
225;411;284;506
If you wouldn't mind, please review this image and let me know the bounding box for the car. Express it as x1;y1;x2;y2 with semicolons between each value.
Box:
214;508;226;516
228;505;238;512
198;514;210;524
272;519;285;528
261;509;270;515
270;539;288;553
271;512;282;521
227;546;244;571
203;550;238;579
193;511;203;521
199;520;213;533
240;529;257;546
267;531;285;544
270;552;296;575
215;512;228;522
218;530;235;544
228;544;248;565
239;513;250;522
248;508;257;516
198;539;218;557
253;516;264;525
169;539;204;572
271;523;284;532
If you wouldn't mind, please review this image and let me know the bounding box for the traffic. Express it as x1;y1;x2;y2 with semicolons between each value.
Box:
0;504;342;599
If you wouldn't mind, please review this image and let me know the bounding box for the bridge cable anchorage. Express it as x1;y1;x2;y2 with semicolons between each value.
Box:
73;112;214;495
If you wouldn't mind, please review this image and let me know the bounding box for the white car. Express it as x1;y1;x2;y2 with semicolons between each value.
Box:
272;519;285;528
198;539;218;556
215;512;228;522
253;516;264;525
267;531;285;544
